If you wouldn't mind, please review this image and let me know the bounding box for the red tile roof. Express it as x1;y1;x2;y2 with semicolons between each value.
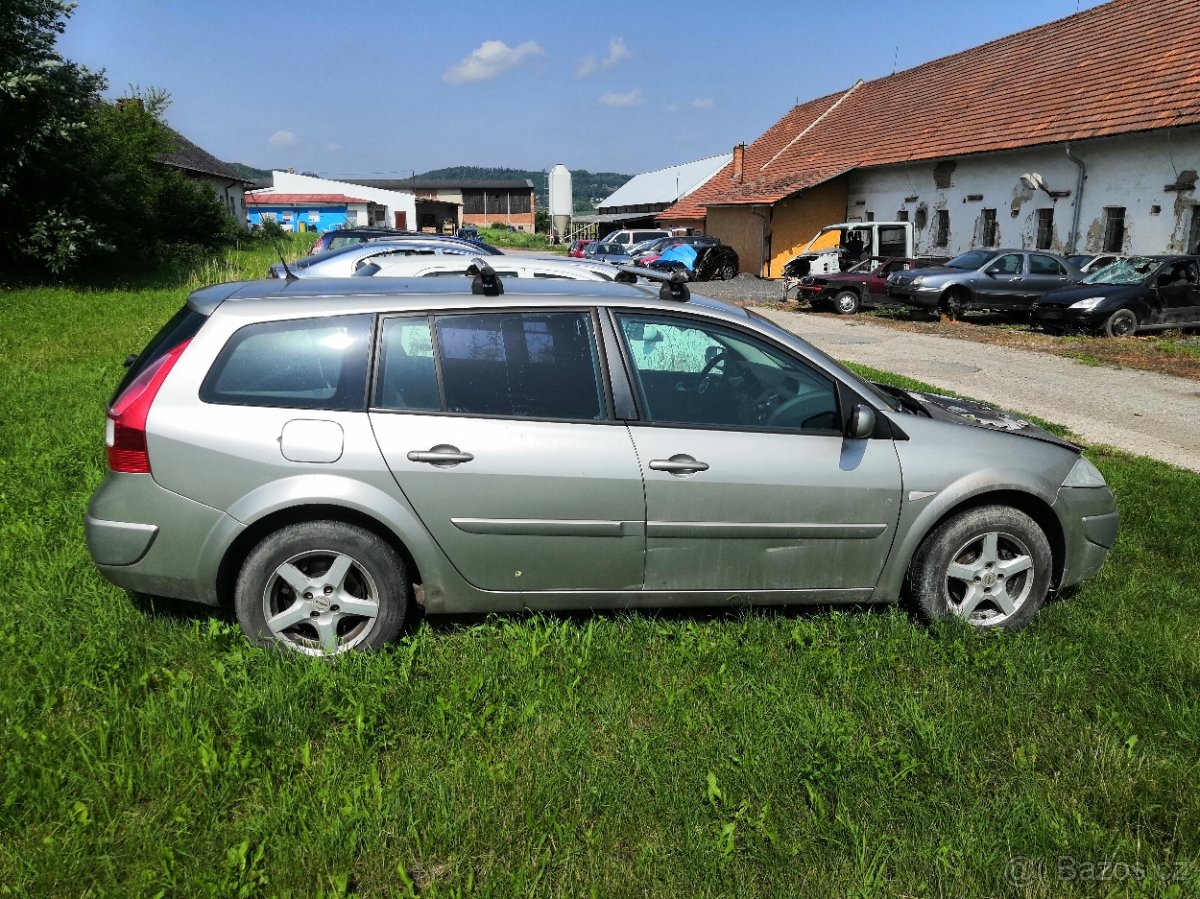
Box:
245;193;369;205
662;0;1200;219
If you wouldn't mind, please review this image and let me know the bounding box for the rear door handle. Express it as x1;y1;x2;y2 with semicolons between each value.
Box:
407;444;474;466
649;454;709;476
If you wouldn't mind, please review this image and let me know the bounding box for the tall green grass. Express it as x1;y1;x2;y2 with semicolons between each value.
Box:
0;250;1197;896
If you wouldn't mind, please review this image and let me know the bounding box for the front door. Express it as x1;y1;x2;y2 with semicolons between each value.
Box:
613;312;902;594
975;252;1028;308
394;211;407;230
1154;259;1200;325
370;310;645;593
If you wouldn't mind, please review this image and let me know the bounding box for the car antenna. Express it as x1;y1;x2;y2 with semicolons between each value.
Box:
273;241;298;282
469;259;504;296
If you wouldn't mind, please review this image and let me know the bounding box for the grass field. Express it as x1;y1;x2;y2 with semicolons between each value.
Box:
1;243;1198;896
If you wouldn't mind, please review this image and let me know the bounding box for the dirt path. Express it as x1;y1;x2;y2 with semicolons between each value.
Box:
756;307;1200;473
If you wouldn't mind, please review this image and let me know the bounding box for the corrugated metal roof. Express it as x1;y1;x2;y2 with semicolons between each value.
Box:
598;153;732;211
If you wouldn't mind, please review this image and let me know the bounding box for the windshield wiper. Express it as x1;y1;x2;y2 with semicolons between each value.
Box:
872;383;930;416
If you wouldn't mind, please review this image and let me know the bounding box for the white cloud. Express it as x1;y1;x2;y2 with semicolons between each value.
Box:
443;40;543;84
576;37;631;78
267;130;298;148
598;88;642;108
691;97;715;110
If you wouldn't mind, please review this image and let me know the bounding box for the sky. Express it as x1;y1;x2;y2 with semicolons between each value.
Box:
58;0;1109;179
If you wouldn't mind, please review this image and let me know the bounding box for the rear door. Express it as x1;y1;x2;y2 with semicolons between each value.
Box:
369;309;646;594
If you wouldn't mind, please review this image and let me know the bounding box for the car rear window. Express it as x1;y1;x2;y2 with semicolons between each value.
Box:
200;315;372;410
110;306;208;406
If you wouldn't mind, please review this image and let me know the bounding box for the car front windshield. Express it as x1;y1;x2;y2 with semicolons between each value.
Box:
1082;256;1156;285
946;250;1001;270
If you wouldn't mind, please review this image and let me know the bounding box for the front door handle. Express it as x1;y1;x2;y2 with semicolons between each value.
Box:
407;444;474;466
649;454;709;476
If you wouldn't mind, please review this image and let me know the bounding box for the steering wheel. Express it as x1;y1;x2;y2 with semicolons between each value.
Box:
696;351;729;395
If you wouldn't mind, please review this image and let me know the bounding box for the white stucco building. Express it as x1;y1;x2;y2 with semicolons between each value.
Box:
269;171;417;230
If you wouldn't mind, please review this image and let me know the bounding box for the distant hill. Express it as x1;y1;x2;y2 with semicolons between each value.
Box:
417;166;632;214
227;162;273;182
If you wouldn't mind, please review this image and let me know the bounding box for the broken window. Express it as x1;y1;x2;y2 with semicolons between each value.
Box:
1103;207;1126;253
1188;207;1200;255
934;209;950;247
1036;208;1054;250
981;209;998;247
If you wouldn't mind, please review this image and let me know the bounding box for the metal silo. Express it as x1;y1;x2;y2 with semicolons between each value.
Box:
547;164;572;240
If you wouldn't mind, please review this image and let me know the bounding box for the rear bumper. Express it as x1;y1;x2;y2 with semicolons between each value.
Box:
86;472;242;606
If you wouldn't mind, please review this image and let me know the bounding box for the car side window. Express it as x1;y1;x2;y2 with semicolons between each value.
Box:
1030;254;1065;275
375;311;607;421
616;313;840;433
994;254;1024;275
201;315;372;410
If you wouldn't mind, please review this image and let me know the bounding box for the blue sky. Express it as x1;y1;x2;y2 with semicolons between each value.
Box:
60;0;1107;177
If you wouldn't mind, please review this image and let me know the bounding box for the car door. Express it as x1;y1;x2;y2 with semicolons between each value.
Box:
869;259;909;299
1024;254;1074;308
974;253;1027;308
611;311;903;596
1154;260;1200;325
369;309;646;594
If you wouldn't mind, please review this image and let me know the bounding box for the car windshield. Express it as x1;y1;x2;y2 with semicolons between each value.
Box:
946;250;1001;270
1082;256;1157;285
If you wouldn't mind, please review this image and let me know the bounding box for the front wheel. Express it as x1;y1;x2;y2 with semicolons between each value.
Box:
907;505;1052;630
832;289;861;315
938;288;968;321
1101;307;1138;338
235;520;409;655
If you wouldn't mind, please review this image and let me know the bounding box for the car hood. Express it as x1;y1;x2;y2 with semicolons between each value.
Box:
1034;282;1141;308
904;389;1078;450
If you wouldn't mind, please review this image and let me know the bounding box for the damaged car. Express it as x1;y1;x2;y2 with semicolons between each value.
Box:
795;257;918;314
1032;255;1200;336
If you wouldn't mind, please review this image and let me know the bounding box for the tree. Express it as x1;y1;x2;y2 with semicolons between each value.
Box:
0;0;105;273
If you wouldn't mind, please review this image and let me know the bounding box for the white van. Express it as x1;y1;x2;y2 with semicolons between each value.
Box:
603;228;671;248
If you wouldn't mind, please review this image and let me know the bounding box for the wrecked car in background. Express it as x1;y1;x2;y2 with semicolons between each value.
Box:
794;257;919;314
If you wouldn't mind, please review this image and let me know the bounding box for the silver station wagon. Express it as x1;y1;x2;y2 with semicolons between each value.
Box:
87;270;1118;655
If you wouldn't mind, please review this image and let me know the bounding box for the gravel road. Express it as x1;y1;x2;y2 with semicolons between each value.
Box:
751;305;1200;473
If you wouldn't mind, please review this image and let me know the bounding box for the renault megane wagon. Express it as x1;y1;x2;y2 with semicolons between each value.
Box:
86;269;1118;655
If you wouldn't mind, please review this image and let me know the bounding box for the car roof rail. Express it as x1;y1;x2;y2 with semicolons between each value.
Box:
468;259;504;296
611;264;691;301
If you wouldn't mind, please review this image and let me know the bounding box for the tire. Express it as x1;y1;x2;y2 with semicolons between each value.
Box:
907;505;1052;631
832;289;861;315
234;520;409;656
938;288;968;321
1101;307;1138;338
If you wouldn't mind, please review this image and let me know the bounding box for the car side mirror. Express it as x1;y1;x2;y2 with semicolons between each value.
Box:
984;265;1000;276
847;404;876;439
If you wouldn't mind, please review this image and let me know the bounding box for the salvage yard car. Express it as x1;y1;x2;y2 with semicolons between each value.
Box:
1032;255;1200;336
886;249;1079;318
87;272;1117;656
795;257;918;314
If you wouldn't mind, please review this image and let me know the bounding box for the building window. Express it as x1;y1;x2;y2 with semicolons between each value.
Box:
1036;208;1054;250
1103;207;1126;252
980;208;998;247
866;211;875;222
896;210;909;222
934;209;949;247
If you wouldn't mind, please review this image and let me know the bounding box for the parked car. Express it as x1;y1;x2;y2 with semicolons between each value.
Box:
1032;255;1200;336
567;239;594;258
796;257;919;314
886;249;1079;318
456;226;480;240
358;255;617;281
309;228;415;255
1066;253;1125;275
269;237;503;279
602;228;671;249
87;272;1117;656
588;241;634;265
645;240;740;282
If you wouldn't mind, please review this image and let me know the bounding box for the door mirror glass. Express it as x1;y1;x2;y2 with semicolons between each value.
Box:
847;404;876;439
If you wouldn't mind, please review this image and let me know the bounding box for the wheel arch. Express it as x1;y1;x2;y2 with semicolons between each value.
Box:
216;504;426;611
883;488;1066;604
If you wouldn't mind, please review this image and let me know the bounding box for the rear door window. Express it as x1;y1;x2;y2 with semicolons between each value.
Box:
375;311;607;421
201;315;372;410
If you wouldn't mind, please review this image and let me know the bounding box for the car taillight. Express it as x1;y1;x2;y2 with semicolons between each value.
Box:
106;340;191;473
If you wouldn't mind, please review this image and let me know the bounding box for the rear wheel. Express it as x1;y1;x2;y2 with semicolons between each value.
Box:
235;520;409;656
907;505;1052;631
832;289;861;315
1101;307;1138;338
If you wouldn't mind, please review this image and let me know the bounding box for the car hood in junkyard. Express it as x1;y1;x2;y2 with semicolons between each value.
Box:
906;389;1078;451
1033;282;1141;308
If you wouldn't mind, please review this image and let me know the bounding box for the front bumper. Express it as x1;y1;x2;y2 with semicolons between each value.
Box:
886;284;942;310
86;472;242;606
1053;485;1119;590
1032;305;1105;330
